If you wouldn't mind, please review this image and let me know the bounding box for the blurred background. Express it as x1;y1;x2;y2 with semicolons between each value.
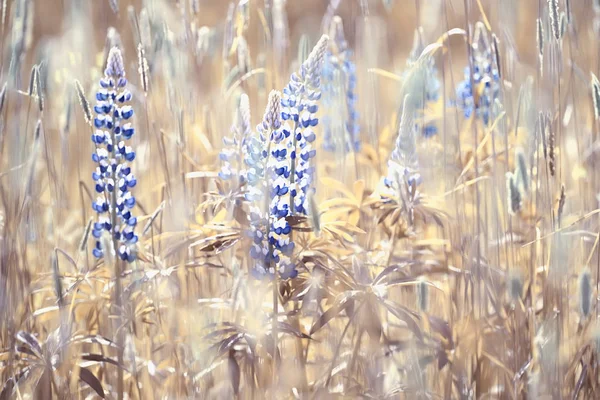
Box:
2;0;600;398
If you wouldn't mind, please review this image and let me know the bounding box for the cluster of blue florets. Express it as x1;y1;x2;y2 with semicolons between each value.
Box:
246;91;297;279
455;31;500;126
280;35;328;217
403;30;441;138
91;47;138;263
242;37;329;280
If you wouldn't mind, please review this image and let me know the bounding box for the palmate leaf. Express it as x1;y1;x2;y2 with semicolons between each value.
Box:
425;315;453;369
372;260;416;285
0;367;31;400
287;267;330;302
381;299;424;340
310;291;361;335
80;353;126;370
16;331;43;357
272;321;311;339
209;332;245;360
203;327;243;341
16;345;39;359
78;367;105;398
414;204;449;227
320;177;366;226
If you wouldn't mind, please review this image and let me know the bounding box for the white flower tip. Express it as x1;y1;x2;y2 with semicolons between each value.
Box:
106;46;125;78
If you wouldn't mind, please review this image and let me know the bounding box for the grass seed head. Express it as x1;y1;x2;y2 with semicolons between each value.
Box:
515;147;530;195
548;0;561;40
108;0;119;15
507;271;523;305
592;73;600;120
506;172;522;215
0;81;7;113
417;278;429;311
75;79;92;125
579;268;592;319
537;18;544;72
138;44;149;93
35;65;43;112
27;64;36;96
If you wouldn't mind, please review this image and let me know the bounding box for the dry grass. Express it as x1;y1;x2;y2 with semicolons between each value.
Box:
1;0;600;398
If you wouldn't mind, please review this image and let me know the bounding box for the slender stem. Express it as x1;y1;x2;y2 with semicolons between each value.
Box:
325;301;364;387
289;119;299;213
271;269;278;395
110;128;124;400
262;133;278;395
387;226;397;267
348;327;363;376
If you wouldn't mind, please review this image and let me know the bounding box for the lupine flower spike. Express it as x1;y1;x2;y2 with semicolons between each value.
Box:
385;95;420;191
322;17;360;152
383;95;423;225
266;90;297;279
245;106;270;276
219;92;251;187
91;46;138;263
455;22;500;125
281;34;329;216
405;29;440;137
247;91;296;279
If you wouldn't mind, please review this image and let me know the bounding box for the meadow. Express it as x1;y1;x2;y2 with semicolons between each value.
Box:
0;0;598;398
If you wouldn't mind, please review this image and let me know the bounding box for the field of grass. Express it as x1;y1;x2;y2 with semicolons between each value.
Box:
1;0;600;398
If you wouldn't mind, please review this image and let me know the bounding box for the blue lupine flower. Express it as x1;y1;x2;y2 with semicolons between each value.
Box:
266;107;296;279
219;93;251;186
403;29;441;137
455;24;500;125
382;95;423;227
385;95;421;191
281;34;329;216
91;47;138;263
247;91;297;280
322;17;360;152
245;36;328;280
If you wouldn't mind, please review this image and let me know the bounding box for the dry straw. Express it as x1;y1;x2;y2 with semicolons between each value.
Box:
0;82;7;113
138;44;149;93
559;12;568;39
492;33;501;78
307;192;321;237
547;118;555;176
6;1;600;398
34;65;43;112
79;218;93;252
27;64;36;96
557;184;566;224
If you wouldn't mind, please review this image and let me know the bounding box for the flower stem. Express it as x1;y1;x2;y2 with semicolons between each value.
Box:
110;129;124;400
